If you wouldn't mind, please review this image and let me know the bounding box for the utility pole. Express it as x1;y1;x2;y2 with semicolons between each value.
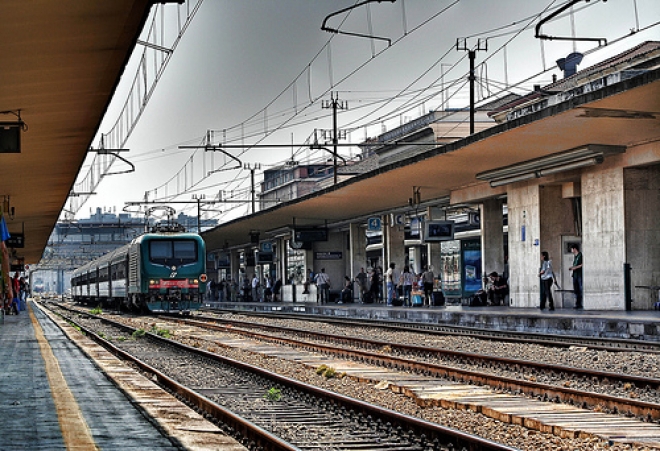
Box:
192;194;205;233
244;163;261;214
321;92;348;185
456;38;487;135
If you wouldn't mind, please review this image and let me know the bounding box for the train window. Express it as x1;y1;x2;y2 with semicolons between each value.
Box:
173;241;196;260
149;239;198;266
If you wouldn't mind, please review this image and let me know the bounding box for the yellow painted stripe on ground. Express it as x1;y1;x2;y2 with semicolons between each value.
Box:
29;305;99;451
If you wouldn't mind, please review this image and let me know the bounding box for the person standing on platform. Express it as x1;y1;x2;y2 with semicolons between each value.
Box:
251;274;260;302
569;244;583;309
272;277;282;302
538;251;555;311
19;276;27;310
263;275;272;302
303;268;314;294
355;267;368;302
209;279;216;300
315;268;330;304
217;279;225;302
11;272;21;314
376;266;384;302
422;265;434;306
400;265;414;307
368;269;379;303
385;262;399;306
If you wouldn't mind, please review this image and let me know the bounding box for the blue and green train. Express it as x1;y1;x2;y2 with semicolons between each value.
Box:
71;228;207;313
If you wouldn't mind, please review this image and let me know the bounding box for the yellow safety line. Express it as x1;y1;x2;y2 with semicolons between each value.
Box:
29;304;99;451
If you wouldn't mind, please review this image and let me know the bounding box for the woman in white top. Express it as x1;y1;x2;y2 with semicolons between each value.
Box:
538;251;555;311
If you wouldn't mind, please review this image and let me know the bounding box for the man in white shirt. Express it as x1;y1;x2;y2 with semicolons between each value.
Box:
385;262;399;306
251;274;260;302
314;268;330;304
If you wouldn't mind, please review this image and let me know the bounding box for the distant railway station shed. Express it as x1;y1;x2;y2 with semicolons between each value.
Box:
202;41;660;311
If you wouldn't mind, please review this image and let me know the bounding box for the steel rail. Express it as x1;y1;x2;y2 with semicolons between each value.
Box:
173;314;660;421
204;308;660;352
48;303;518;451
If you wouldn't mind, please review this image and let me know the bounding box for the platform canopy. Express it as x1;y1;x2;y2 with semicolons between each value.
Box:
0;0;154;263
202;68;660;251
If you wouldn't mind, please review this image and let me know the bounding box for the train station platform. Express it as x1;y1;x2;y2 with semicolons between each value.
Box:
206;300;660;343
0;303;182;451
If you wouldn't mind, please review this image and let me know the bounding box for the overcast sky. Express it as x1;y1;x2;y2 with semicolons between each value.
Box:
74;0;659;223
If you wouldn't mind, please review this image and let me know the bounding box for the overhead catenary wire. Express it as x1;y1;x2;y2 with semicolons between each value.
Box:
138;0;660;219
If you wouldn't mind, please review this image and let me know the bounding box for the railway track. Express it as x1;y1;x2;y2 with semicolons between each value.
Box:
173;312;660;421
203;308;660;353
42;302;516;451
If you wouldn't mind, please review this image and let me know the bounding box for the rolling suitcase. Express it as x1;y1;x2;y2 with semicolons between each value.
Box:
412;293;423;307
432;291;445;306
392;296;404;306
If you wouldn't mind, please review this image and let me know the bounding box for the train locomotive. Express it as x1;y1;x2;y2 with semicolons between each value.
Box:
71;226;207;313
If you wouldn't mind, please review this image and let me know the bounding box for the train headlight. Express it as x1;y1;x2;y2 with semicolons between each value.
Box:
200;274;207;283
149;279;156;285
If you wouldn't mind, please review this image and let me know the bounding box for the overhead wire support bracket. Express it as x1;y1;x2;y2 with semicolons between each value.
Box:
179;131;243;175
321;0;396;46
535;0;607;46
91;147;136;176
136;39;173;54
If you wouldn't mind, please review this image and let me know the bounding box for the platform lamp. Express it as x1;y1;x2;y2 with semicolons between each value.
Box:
0;113;25;153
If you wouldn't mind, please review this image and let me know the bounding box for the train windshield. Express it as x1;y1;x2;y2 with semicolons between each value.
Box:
149;239;197;266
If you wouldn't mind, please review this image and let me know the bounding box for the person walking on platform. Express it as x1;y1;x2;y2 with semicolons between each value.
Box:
538;251;555;311
569;244;583;309
385;262;399;306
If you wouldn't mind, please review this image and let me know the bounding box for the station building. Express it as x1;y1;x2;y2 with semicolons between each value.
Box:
202;41;660;311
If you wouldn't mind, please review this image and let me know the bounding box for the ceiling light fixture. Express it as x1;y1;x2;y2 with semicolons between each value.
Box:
478;144;625;188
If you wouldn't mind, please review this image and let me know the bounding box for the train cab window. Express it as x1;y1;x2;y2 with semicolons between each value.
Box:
149;239;197;266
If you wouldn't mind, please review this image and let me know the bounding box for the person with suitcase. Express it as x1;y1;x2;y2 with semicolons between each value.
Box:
399;265;414;307
422;265;434;306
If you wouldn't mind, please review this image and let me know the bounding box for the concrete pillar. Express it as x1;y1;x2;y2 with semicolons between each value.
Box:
480;198;505;278
625;166;660;309
582;166;626;310
275;237;286;284
349;222;367;278
385;219;406;270
229;250;241;301
507;183;541;307
426;207;442;281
